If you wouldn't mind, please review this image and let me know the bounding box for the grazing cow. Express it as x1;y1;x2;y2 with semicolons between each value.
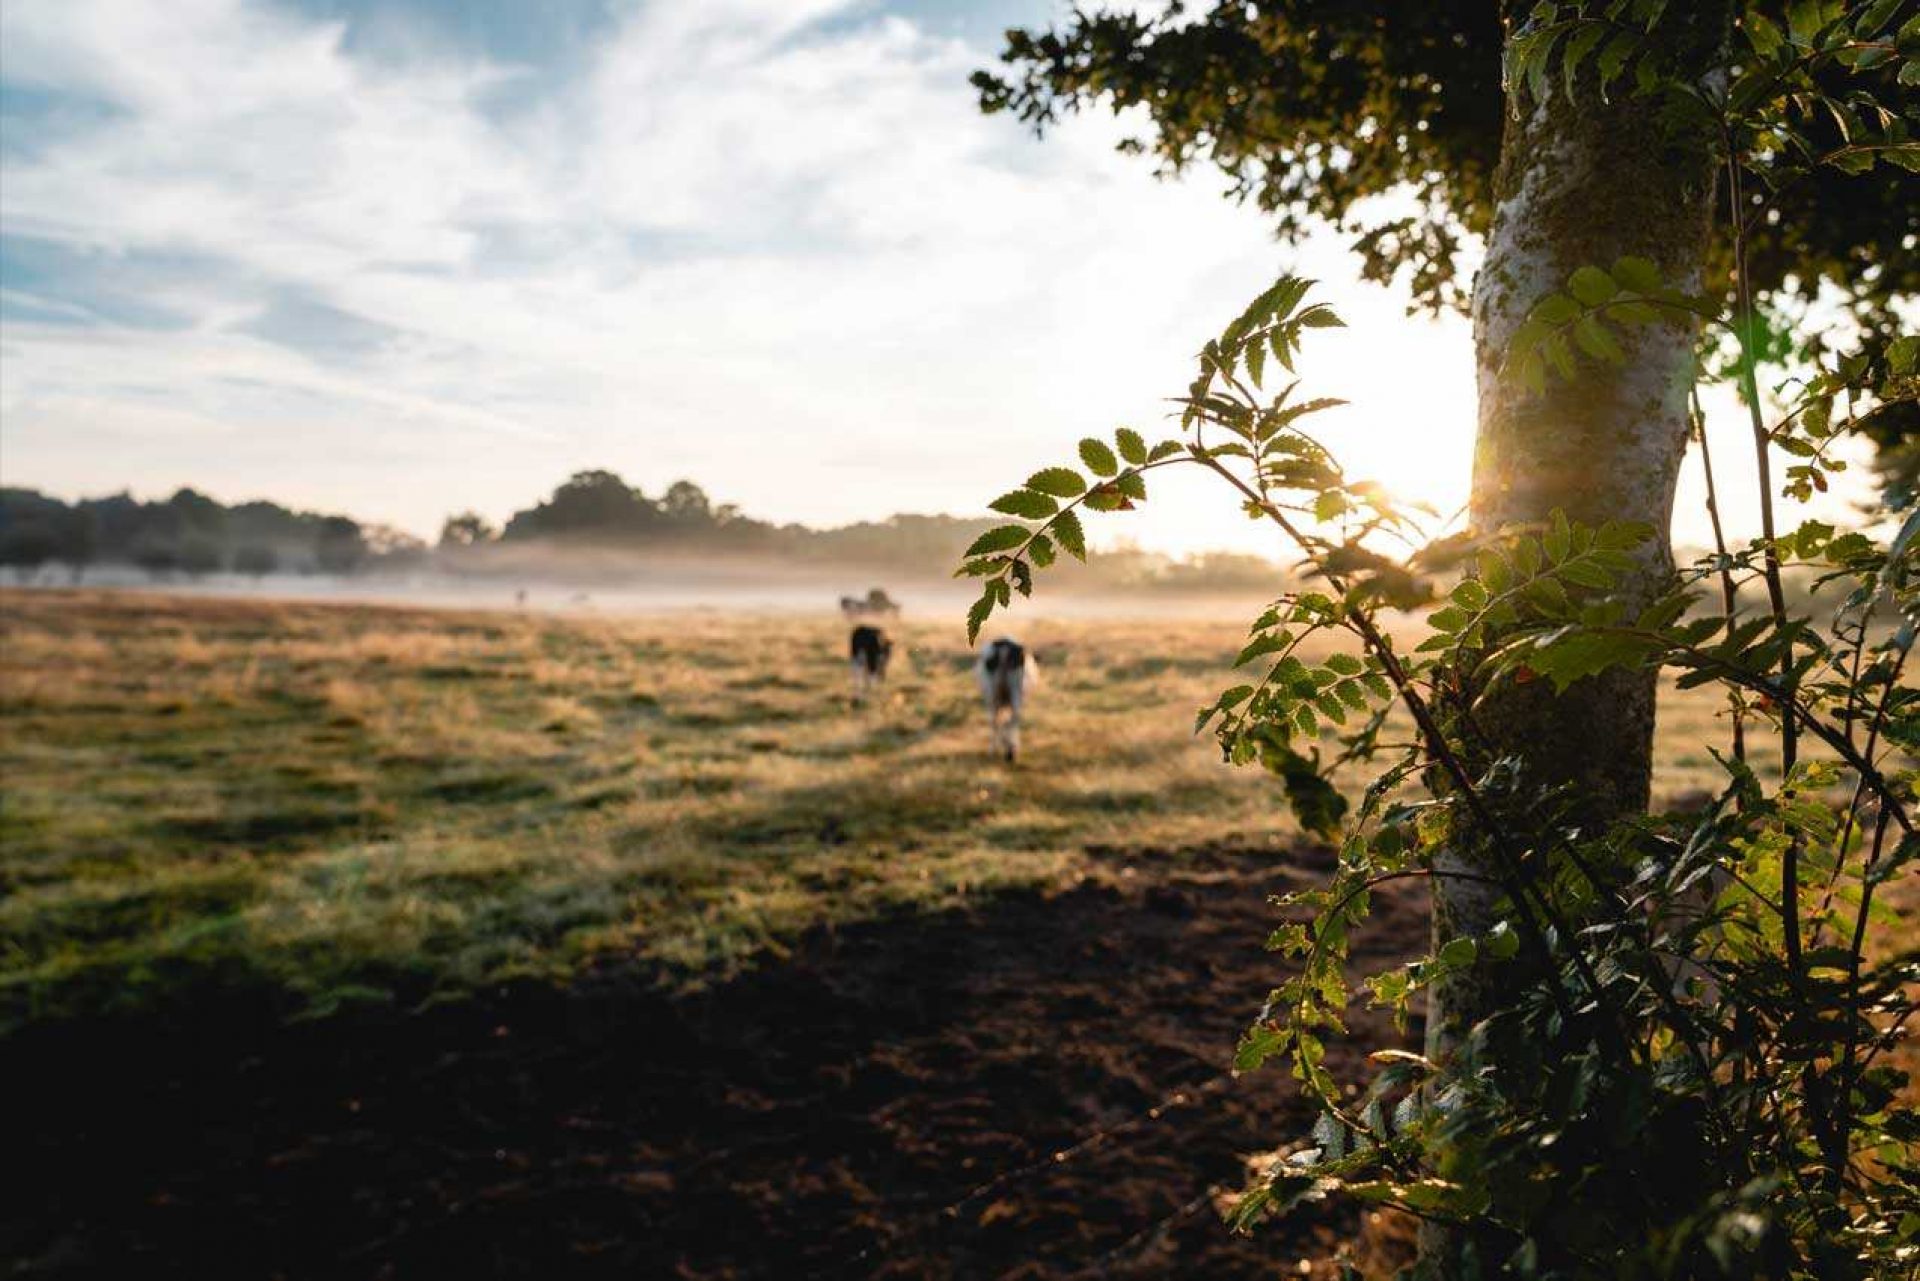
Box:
976;637;1029;761
849;625;893;701
840;588;902;621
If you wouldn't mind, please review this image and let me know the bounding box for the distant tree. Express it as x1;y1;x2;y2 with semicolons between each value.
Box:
0;522;59;582
502;469;659;541
232;544;279;578
83;491;147;556
314;516;367;575
57;509;98;583
166;487;226;536
177;537;222;578
227;498;314;551
360;523;427;571
130;538;180;579
660;479;713;524
438;511;498;547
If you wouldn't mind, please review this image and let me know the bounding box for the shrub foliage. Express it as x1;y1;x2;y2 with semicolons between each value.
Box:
963;5;1918;1275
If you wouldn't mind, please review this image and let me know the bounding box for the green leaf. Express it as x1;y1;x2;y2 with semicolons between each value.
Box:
1450;579;1488;610
1528;630;1657;691
1559;560;1615;589
1026;467;1086;498
1573;314;1624;363
1236;633;1291;667
988;489;1058;519
1568;265;1618;307
1052;509;1087;560
1078;438;1119;477
1115;470;1147;501
1610;255;1662;293
1534;292;1581;324
1544;509;1572;562
1115;427;1148;465
1595;29;1637;93
966;591;995;643
1543;332;1577;380
1523;576;1570;614
1745;12;1785;56
1562;23;1608;98
1029;534;1056;568
963;524;1030;558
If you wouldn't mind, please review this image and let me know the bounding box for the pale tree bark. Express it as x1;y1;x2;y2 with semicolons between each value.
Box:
1421;5;1732;1271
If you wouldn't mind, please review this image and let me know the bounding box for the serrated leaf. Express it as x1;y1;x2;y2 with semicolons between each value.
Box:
966;592;995;643
1573;314;1624;363
964;524;1031;558
1236;633;1291;667
1052;509;1087;560
1246;336;1267;387
989;489;1058;519
1545;510;1571;562
1026;467;1086;498
1078;438;1119;477
1115;427;1147;465
1562;23;1608;98
1029;534;1056;568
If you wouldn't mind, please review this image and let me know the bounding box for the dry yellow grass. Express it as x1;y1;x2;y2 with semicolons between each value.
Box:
0;587;1901;1034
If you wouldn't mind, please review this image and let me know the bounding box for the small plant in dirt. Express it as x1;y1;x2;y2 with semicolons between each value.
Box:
962;9;1917;1274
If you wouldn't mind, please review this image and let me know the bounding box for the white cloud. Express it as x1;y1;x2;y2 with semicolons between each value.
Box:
0;0;1849;554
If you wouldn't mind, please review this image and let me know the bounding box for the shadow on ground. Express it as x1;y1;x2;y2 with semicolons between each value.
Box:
6;847;1425;1280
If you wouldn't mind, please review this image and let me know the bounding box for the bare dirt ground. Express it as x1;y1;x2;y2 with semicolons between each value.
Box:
7;845;1424;1280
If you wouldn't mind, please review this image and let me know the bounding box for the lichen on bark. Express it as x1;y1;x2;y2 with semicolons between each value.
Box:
1420;4;1735;1265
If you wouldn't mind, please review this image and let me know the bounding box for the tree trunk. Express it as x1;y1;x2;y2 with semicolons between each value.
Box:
1421;6;1731;1269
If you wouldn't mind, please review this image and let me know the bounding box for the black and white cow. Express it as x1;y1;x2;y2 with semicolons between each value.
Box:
849;625;894;701
975;637;1030;760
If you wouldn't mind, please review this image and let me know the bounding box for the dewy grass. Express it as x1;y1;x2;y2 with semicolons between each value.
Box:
0;588;1842;1032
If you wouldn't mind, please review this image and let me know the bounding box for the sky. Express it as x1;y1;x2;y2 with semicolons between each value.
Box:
0;0;1868;556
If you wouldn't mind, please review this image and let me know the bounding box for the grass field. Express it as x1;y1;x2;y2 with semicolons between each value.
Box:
0;587;1777;1034
3;587;1910;1279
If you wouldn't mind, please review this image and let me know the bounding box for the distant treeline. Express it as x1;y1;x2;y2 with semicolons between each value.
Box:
0;485;417;580
0;469;1290;593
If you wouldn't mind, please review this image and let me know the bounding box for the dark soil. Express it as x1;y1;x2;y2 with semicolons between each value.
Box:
4;846;1426;1280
